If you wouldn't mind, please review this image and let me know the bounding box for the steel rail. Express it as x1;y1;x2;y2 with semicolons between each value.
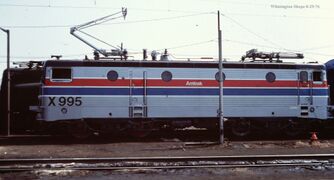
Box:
0;162;325;172
0;153;333;173
1;154;334;164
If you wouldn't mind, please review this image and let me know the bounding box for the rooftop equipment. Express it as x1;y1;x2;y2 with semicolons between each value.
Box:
160;49;172;61
241;49;304;62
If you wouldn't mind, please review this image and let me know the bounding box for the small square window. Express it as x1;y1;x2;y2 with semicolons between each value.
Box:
51;68;72;80
313;71;322;82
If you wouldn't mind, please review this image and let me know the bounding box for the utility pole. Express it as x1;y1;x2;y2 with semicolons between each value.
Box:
217;11;224;144
0;27;10;136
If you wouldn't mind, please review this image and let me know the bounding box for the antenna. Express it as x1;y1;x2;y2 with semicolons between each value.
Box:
70;7;128;60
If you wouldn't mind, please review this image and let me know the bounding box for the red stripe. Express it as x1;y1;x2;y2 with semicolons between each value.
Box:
44;79;328;88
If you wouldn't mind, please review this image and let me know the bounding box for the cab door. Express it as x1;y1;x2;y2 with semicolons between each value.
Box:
298;70;312;106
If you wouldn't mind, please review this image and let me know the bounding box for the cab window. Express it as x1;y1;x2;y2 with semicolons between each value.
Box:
313;71;322;82
51;68;72;81
299;71;308;82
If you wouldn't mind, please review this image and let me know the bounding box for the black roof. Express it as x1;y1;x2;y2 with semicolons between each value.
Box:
44;60;325;70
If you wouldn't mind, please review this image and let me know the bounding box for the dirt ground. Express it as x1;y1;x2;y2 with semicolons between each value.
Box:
1;138;334;158
2;166;334;180
2;138;334;179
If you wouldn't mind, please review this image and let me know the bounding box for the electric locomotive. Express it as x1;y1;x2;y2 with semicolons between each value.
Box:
22;50;331;138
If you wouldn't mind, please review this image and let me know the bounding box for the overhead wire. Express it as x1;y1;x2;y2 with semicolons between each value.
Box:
157;39;217;51
225;12;334;20
0;53;89;60
0;2;332;19
219;13;334;58
2;7;332;29
76;30;120;50
0;3;213;14
219;12;334;57
1;37;333;62
0;3;332;61
0;38;218;60
77;14;126;29
0;3;119;9
196;0;270;6
2;12;213;29
223;39;277;49
109;12;214;25
220;13;288;51
223;39;334;57
300;44;334;51
0;1;267;9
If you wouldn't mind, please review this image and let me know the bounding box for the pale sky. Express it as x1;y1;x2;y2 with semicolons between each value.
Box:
1;0;334;80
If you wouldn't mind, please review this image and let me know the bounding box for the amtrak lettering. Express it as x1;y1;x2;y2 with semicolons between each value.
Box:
186;81;203;86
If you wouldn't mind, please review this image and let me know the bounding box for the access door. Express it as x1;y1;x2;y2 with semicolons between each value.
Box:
298;70;313;117
129;69;148;118
298;70;312;105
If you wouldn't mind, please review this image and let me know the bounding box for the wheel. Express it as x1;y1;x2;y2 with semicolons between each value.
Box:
127;120;154;138
281;119;305;137
231;119;251;137
69;121;91;139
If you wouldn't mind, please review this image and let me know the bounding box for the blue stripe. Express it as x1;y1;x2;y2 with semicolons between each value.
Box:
42;87;328;96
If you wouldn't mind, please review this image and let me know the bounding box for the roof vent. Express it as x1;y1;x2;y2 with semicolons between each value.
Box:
160;49;172;61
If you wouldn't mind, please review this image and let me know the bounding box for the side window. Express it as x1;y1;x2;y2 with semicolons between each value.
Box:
215;72;226;82
313;71;322;82
299;71;308;82
161;71;173;82
107;70;118;81
265;72;276;83
51;68;72;81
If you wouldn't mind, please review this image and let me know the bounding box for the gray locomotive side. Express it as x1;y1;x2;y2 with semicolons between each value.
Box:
35;61;329;123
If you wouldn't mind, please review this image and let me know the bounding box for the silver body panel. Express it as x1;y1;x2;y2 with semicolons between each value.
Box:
37;61;329;121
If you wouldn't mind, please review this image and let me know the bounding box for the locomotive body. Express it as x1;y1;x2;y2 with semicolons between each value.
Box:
35;60;329;127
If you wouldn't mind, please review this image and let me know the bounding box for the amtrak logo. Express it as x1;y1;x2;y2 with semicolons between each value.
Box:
186;81;203;86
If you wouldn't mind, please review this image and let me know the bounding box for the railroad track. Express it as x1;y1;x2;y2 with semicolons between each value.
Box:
1;154;334;172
